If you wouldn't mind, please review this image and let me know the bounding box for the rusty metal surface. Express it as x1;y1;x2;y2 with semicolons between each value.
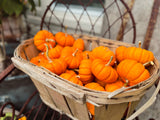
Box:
142;0;160;50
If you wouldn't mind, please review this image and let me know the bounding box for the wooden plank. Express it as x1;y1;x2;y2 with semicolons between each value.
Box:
66;97;90;120
30;78;57;109
126;100;141;119
45;87;73;116
94;102;128;120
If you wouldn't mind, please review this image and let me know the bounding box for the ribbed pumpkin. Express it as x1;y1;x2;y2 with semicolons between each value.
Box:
60;73;83;86
92;46;116;66
34;30;56;51
60;47;83;69
117;59;150;86
40;58;67;75
30;55;47;66
82;51;95;61
48;45;63;59
78;58;94;84
105;80;124;92
55;32;75;47
85;82;105;115
91;57;118;84
115;46;154;64
65;69;77;76
73;38;85;51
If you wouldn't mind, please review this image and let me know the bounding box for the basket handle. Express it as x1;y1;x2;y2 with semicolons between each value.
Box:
126;77;160;120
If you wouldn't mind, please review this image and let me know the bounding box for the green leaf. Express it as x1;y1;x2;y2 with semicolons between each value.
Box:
2;0;23;16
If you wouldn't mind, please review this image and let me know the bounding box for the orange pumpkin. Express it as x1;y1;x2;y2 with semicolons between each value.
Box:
48;44;63;59
60;47;83;69
60;73;83;86
30;55;47;66
91;57;118;84
73;38;85;51
105;80;124;92
115;46;154;64
117;59;150;86
55;32;75;47
40;58;67;75
85;82;105;115
82;51;95;61
34;30;56;51
65;69;77;76
78;58;94;84
91;46;116;66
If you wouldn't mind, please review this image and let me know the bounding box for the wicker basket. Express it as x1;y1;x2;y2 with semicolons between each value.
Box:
11;34;160;120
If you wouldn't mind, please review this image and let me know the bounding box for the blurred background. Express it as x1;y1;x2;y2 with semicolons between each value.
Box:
0;0;160;120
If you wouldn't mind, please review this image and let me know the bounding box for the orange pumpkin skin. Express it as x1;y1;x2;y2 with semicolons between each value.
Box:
60;73;83;86
55;32;75;47
116;46;154;64
82;51;95;61
65;69;77;76
34;30;56;51
95;78;106;87
40;58;67;75
85;82;105;115
73;38;85;51
91;59;118;84
30;55;47;66
117;59;150;86
60;47;83;69
78;59;94;84
48;45;63;59
105;80;124;92
92;46;116;66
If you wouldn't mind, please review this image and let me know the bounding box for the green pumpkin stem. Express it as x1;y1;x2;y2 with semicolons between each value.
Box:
124;79;129;87
72;48;79;56
105;56;113;66
143;61;154;67
44;44;52;63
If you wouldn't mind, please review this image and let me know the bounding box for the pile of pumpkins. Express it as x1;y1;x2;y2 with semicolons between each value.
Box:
30;30;154;116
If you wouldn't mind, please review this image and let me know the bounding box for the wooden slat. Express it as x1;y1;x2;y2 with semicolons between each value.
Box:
66;97;90;120
126;100;141;118
45;87;73;116
94;102;128;120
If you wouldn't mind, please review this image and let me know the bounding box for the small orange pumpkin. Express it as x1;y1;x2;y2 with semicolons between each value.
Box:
92;46;116;66
55;32;75;47
60;47;83;69
115;46;154;64
73;38;85;51
34;30;56;51
91;57;118;84
60;73;83;86
40;58;67;75
117;59;150;86
30;55;47;66
105;80;124;92
78;57;94;84
48;44;63;59
85;82;105;115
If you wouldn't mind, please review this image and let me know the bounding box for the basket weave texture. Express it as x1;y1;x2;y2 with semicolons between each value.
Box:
11;34;160;120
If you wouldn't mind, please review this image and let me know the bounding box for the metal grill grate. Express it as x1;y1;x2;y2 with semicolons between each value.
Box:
40;0;136;43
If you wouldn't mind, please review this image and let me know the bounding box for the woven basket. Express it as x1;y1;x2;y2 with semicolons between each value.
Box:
11;34;160;120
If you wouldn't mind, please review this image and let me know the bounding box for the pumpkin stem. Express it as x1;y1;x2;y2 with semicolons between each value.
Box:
45;38;55;43
124;79;129;87
76;75;80;78
86;53;89;59
138;41;141;48
143;61;154;67
44;44;52;63
73;69;79;72
72;48;79;56
105;56;113;66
